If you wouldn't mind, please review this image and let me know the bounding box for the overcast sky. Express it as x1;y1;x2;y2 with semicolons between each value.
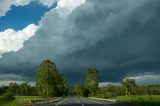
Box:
0;0;160;85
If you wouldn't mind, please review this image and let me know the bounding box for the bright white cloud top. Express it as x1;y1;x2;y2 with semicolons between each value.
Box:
56;0;86;18
39;0;59;7
0;24;39;53
0;0;32;17
0;0;85;56
0;0;59;17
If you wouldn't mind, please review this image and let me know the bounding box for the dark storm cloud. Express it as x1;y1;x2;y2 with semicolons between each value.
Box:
0;0;160;84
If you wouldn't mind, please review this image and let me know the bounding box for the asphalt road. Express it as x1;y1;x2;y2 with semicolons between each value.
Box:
33;97;130;106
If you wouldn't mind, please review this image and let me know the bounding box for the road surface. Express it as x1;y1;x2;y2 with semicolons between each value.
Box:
32;97;130;106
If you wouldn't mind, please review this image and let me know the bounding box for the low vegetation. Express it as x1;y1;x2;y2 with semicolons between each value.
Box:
0;92;15;105
1;96;42;106
115;95;160;106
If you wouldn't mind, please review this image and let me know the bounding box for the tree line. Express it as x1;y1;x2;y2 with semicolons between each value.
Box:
0;59;160;99
96;80;160;99
0;82;36;96
72;74;160;98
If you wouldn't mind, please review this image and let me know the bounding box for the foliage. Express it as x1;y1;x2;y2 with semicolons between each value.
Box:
7;83;19;96
83;88;90;97
73;83;83;96
85;68;98;96
121;79;137;96
6;82;36;96
1;96;42;106
0;92;15;104
71;83;91;97
19;82;30;96
96;92;116;99
98;85;117;99
3;92;15;101
115;95;160;106
97;79;160;99
0;86;8;95
36;60;68;98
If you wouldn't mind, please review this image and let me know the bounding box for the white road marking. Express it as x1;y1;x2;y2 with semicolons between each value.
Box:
55;98;68;106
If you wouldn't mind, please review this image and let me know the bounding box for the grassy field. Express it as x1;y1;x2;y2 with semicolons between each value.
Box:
114;95;160;106
1;96;43;106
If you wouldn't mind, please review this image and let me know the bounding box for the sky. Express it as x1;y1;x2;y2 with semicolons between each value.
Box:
0;0;160;86
0;1;56;31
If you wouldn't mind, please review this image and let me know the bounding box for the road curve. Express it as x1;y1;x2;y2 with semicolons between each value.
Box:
32;97;130;106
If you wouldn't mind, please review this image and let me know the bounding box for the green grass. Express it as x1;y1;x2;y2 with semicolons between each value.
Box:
115;95;160;100
114;95;160;106
1;96;43;106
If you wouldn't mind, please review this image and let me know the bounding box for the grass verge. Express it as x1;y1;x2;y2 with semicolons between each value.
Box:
1;96;43;106
115;95;160;106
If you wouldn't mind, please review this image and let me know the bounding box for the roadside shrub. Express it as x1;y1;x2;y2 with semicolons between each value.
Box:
130;96;160;106
0;92;15;104
96;92;116;99
83;88;90;97
4;92;15;101
104;92;116;99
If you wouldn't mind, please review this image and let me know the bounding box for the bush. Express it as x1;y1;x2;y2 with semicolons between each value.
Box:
0;92;15;104
96;92;116;99
83;88;90;97
3;92;15;101
130;96;160;106
104;92;116;99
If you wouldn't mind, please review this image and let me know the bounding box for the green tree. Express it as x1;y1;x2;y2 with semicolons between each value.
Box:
7;82;20;95
73;83;83;96
36;60;67;98
19;82;30;96
99;85;117;99
85;68;98;96
121;79;137;96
